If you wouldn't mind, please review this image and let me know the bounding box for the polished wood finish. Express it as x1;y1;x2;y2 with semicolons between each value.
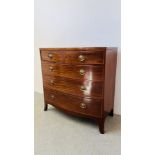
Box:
41;61;104;81
43;75;103;99
40;47;117;134
103;48;117;114
40;47;106;51
44;88;101;117
41;50;64;63
98;118;105;134
40;49;105;64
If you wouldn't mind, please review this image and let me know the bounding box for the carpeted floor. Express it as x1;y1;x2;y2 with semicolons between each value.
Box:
34;92;121;155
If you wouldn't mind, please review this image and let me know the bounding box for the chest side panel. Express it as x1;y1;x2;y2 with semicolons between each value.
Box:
103;48;117;114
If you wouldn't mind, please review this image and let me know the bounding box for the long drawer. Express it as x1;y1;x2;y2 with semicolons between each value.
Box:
44;88;102;117
41;61;104;82
43;75;103;99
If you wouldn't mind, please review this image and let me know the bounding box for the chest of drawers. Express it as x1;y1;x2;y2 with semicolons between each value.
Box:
40;47;117;134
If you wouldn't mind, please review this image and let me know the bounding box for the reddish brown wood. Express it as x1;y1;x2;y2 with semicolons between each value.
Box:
40;47;117;134
41;61;104;82
64;50;104;64
44;88;101;117
43;75;103;99
103;48;117;114
97;118;105;134
40;50;105;64
40;50;64;63
40;47;106;51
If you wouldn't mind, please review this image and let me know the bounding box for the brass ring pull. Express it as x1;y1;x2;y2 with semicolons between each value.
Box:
78;55;85;62
79;69;85;75
50;80;54;84
80;103;87;109
80;86;86;91
50;95;55;99
48;53;53;58
49;66;53;71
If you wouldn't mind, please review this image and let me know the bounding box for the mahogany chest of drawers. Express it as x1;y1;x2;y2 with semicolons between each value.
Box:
40;47;117;134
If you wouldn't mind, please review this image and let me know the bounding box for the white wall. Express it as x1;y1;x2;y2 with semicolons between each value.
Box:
34;0;121;115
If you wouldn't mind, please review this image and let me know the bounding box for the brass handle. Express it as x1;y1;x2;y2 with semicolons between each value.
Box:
50;80;54;84
80;86;86;91
49;66;53;71
78;55;85;62
50;95;55;99
48;53;53;58
79;69;85;75
80;103;87;109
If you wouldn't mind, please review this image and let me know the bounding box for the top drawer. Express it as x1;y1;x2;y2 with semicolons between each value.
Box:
40;50;105;64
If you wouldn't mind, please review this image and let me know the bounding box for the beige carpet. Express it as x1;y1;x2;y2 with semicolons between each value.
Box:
34;92;121;155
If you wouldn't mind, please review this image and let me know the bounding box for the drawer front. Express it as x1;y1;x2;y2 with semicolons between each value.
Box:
40;50;64;63
40;50;105;64
65;50;104;64
44;89;101;117
43;76;103;99
41;61;104;82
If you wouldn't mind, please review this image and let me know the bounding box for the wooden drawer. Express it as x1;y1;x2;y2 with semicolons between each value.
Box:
40;50;64;63
41;61;104;82
44;88;101;117
40;50;105;64
43;76;103;99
